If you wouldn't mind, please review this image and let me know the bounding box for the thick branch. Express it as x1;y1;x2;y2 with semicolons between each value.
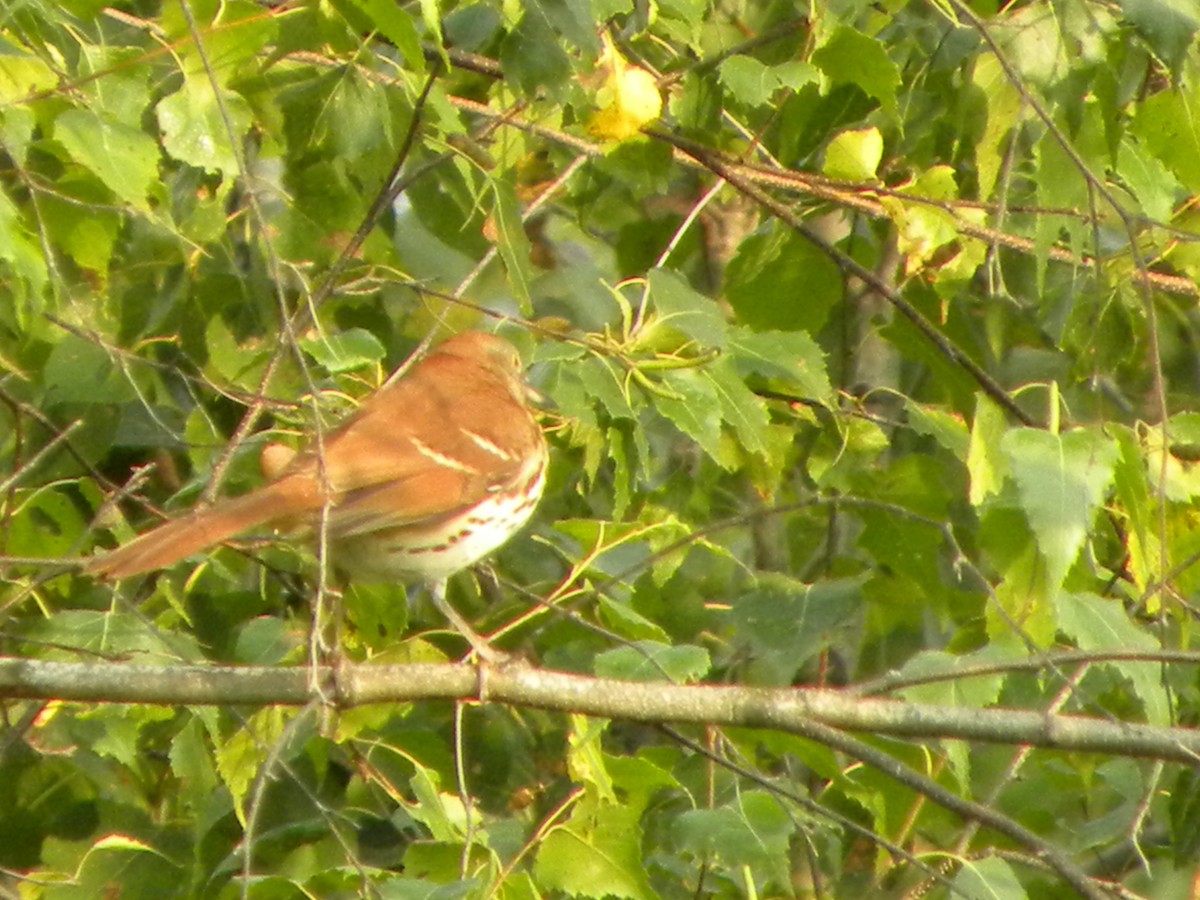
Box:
1;657;1196;763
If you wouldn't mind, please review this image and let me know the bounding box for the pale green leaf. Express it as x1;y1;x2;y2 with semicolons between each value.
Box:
823;126;883;181
727;326;833;402
536;802;652;899
55;109;160;211
1001;427;1118;590
717;55;776;107
812;26;900;115
490;180;535;311
968;393;1008;504
1056;592;1169;725
674;791;794;885
952;856;1027;900
157;75;252;177
349;0;425;73
594;641;710;682
301;328;387;373
648;267;727;346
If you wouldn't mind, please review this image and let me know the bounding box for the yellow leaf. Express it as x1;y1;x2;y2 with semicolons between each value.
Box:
588;43;661;142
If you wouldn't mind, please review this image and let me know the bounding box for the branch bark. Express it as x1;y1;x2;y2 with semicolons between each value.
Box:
2;657;1196;763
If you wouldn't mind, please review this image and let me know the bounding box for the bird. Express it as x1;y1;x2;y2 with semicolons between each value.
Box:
87;331;548;649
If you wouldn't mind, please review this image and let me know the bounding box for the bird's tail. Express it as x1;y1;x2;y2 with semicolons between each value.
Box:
87;481;310;579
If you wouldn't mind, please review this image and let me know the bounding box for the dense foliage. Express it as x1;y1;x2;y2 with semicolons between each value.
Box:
2;0;1200;896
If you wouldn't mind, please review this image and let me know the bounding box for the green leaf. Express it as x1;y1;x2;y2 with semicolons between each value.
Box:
811;26;900;116
300;328;387;373
490;180;535;311
702;355;769;456
726;326;833;402
823;126;883;181
597;596;670;642
904;399;969;459
232;616;293;665
726;228;842;333
0;183;47;322
968;393;1009;504
215;708;294;824
157;74;252;177
500;11;572;96
896;649;1006;709
348;0;425;73
54;109;160;211
44;333;129;405
951;856;1027;900
536;801;652;899
594;641;710;682
1132;87;1200;192
647;267;727;347
717;55;776;108
169;716;220;799
1056;592;1169;726
40;175;121;275
1000;427;1119;591
730;575;862;685
5;487;88;558
971;53;1023;200
1117;136;1180;222
674;791;795;885
408;761;465;842
1123;0;1199;72
0;37;56;101
653;368;726;466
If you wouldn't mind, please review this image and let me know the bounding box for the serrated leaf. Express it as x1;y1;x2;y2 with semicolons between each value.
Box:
702;356;769;456
597;595;670;642
717;55;776;107
653;368;725;465
408;761;467;841
594;641;710;683
973;53;1023;200
348;0;425;73
1117;136;1180;222
727;326;832;402
55;109;159;210
903;399;968;458
500;11;572;96
731;576;862;685
44;333;129;405
812;26;900;116
567;715;615;801
726;229;842;333
300;328;386;373
1123;0;1199;72
951;856;1027;900
647;267;727;346
674;791;794;883
1001;426;1118;591
0;183;47;323
535;801;652;899
897;649;1006;708
215;707;292;824
157;75;252;177
490;180;534;311
968;393;1008;504
1132;87;1200;192
1056;592;1169;725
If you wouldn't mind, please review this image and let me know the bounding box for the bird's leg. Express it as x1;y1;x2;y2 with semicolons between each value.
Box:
428;578;507;664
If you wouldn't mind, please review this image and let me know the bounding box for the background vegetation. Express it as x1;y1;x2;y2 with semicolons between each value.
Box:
1;0;1199;896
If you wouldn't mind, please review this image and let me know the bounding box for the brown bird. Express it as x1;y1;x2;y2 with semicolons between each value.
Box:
88;332;547;642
